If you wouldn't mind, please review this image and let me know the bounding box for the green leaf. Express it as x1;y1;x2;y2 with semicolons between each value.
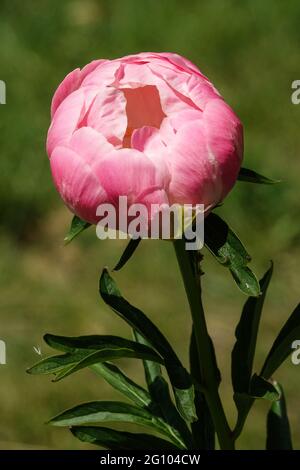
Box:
133;330;162;391
71;426;179;450
204;213;260;296
238;167;280;185
44;333;161;359
189;328;215;449
232;264;273;395
64;215;91;245
49;401;185;448
100;269;196;423
266;383;293;449
249;374;281;401
43;333;191;446
27;335;163;380
132;331;193;449
232;376;279;438
261;303;300;378
114;238;141;271
91;362;152;408
231;265;273;437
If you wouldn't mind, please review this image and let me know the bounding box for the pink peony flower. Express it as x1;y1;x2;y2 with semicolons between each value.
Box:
47;52;243;225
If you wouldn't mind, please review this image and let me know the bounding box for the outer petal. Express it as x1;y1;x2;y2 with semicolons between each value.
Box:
165;109;203;134
118;52;205;78
156;52;206;77
51;60;106;119
68;127;115;167
51;69;81;120
50;146;108;224
167;120;223;207
80;59;107;82
47;86;99;156
94;147;170;232
81;61;122;87
202;99;243;198
96;148;168;206
186;74;221;110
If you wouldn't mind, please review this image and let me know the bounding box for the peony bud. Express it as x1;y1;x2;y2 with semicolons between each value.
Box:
47;52;243;226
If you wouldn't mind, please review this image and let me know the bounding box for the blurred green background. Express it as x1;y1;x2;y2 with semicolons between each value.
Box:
0;0;299;450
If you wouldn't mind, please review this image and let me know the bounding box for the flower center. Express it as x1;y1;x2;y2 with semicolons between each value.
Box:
122;85;166;148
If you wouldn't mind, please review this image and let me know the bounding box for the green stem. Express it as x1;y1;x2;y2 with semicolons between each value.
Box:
173;238;235;450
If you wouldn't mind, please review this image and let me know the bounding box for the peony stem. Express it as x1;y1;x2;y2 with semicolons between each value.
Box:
173;238;235;450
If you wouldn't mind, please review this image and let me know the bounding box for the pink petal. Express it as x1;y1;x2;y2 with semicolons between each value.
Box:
80;59;107;81
86;87;127;146
68;127;114;167
166;109;203;132
47;86;98;156
186;74;221;110
157;52;205;77
51;68;81;119
202;99;243;198
118;63;193;116
147;61;199;107
131;126;171;186
50;146;107;224
131;126;159;152
51;61;107;119
168;120;223;207
96;148;168;205
81;61;121;87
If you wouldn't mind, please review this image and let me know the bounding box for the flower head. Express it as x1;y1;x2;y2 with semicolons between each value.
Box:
47;52;243;224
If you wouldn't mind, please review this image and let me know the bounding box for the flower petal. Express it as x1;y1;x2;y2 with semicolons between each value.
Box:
51;68;81;120
86;87;127;147
68;127;114;167
51;61;106;119
168;120;223;207
96;148;168;206
47;86;99;156
50;146;107;224
202;99;243;198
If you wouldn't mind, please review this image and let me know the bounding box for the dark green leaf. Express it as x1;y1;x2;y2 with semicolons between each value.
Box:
49;401;185;448
261;303;300;378
238;167;280;185
64;215;91;245
91;362;152;408
204;213;260;296
100;269;196;423
133;330;162;391
71;426;179;450
44;333;161;359
133;331;194;449
249;374;281;401
27;335;163;380
266;383;293;449
232;264;273;394
49;400;161;429
189;328;215;449
232;394;253;438
114;238;141;271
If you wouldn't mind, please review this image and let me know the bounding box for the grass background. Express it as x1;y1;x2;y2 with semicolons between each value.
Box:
0;0;299;449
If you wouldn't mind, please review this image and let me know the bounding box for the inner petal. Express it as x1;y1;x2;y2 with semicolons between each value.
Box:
122;85;166;147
